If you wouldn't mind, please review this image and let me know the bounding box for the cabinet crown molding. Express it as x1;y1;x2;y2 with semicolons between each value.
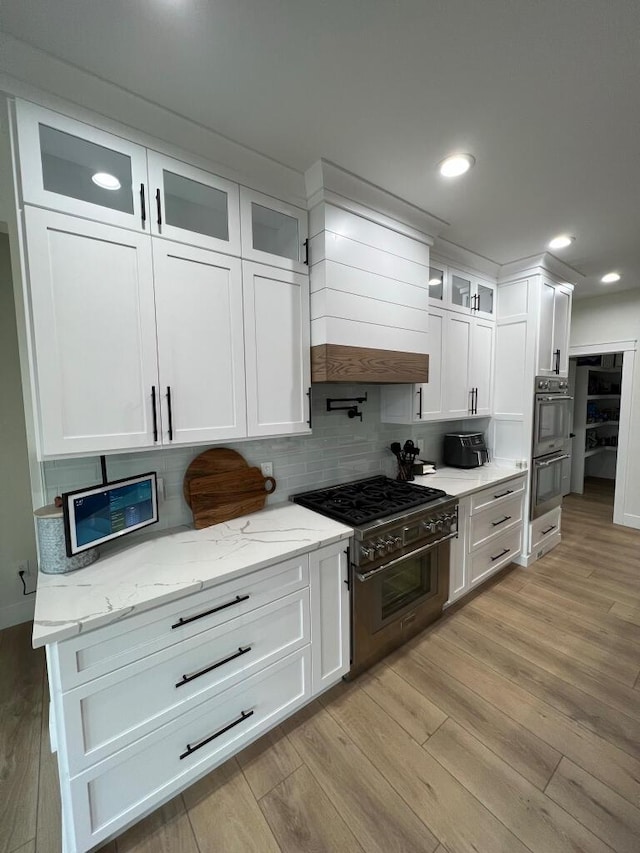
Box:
498;252;582;286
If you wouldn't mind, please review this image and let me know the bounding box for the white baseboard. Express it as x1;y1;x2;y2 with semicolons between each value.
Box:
0;597;35;631
519;532;562;566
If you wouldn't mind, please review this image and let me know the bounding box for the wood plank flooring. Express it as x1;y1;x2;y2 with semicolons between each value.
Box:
2;478;639;852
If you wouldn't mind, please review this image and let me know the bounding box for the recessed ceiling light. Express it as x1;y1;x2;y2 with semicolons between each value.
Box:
429;277;442;285
548;234;574;250
439;154;475;178
91;172;121;190
601;272;621;283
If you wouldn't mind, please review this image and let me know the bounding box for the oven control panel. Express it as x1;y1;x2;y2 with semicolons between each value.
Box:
359;506;458;564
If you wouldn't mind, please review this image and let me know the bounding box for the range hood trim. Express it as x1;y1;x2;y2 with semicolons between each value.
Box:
311;344;428;384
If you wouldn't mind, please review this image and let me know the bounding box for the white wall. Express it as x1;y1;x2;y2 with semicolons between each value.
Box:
570;289;640;528
0;234;37;628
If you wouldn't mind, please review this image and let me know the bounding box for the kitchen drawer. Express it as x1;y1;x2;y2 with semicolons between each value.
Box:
469;528;522;589
68;648;310;853
61;589;309;774
531;507;561;549
470;475;526;515
469;494;524;551
56;554;309;691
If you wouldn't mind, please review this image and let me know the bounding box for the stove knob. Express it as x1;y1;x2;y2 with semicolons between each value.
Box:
394;535;403;548
435;519;444;533
384;537;396;552
360;544;375;561
375;540;387;556
422;520;436;534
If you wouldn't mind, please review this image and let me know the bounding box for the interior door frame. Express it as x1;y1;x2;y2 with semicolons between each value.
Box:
568;339;636;528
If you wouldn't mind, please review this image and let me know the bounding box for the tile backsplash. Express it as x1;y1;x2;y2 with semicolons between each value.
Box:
42;385;489;531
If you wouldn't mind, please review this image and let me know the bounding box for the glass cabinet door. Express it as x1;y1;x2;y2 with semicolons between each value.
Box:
16;99;148;230
450;271;472;312
475;281;495;317
428;265;445;302
240;188;308;273
147;152;241;255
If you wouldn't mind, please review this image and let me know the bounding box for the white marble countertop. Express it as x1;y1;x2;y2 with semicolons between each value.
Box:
413;463;527;498
32;504;353;649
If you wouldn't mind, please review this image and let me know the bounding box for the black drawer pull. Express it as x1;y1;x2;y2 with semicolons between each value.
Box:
171;594;250;629
490;547;511;562
493;489;514;499
180;709;254;760
176;646;252;688
491;515;512;527
541;524;556;535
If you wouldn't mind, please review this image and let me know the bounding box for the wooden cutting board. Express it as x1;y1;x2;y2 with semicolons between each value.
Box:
183;448;276;529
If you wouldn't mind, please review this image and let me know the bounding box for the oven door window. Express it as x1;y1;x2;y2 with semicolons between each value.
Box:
379;551;436;621
535;460;563;505
536;399;570;448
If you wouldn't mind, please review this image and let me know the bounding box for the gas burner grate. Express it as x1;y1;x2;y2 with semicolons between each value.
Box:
292;476;447;526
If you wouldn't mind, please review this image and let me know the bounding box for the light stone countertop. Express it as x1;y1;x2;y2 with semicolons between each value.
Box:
412;463;527;498
32;504;353;649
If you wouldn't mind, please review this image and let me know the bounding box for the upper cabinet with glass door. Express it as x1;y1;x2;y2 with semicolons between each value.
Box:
146;152;241;255
240;188;308;273
15;100;148;231
428;258;497;321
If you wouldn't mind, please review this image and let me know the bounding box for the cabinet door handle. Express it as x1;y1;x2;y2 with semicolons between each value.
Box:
140;183;146;225
490;547;511;562
166;385;174;441
554;349;561;375
541;524;557;535
179;709;254;760
469;389;474;414
303;238;309;265
176;646;252;688
156;188;162;226
474;387;478;414
171;594;250;629
493;489;514;499
491;515;512;527
151;385;158;442
306;386;312;427
417;386;423;419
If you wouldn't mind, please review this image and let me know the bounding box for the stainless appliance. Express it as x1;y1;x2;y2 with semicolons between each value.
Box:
291;476;458;678
443;432;489;468
531;376;572;519
533;376;572;457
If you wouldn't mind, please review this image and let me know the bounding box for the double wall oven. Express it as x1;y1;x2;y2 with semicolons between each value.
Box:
531;376;572;518
292;476;458;678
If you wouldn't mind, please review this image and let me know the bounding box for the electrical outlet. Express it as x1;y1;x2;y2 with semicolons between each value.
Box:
16;559;31;576
260;462;273;477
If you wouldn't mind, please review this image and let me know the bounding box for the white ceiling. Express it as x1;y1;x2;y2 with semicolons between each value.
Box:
1;0;639;299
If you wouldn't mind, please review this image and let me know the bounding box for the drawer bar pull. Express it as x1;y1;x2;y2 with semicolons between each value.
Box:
491;515;512;527
493;489;514;499
490;547;511;562
179;709;254;760
171;594;250;630
541;524;557;535
176;646;252;688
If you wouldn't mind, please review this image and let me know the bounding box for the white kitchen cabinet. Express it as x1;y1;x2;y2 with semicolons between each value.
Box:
153;242;246;444
537;281;572;377
240;187;308;273
380;311;493;423
431;260;497;321
147;151;241;255
16;99;149;231
243;261;311;436
24;207;160;456
309;543;350;693
447;474;526;606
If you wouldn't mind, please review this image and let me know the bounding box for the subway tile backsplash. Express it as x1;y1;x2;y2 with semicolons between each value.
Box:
42;385;489;531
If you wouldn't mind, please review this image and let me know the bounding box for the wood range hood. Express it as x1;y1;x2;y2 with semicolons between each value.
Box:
305;160;445;385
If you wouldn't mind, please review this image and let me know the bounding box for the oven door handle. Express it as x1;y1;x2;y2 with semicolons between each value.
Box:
537;395;573;402
535;453;570;469
355;531;458;582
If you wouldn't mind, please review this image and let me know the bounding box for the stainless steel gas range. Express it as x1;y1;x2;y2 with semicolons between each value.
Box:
291;476;458;678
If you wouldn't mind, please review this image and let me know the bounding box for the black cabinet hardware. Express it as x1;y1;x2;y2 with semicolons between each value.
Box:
493;489;514;499
541;524;556;535
344;547;351;591
156;188;162;226
151;386;158;442
303;238;309;265
140;184;146;225
306;386;312;427
166;386;174;441
176;646;252;688
180;710;254;760
473;387;478;414
417;386;423;419
554;349;561;375
171;594;250;629
469;388;474;414
490;547;511;562
491;515;512;527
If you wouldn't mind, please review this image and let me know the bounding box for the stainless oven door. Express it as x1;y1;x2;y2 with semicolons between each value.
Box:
531;451;570;519
533;394;572;457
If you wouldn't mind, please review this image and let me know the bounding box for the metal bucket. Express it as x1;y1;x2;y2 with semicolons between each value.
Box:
34;505;99;574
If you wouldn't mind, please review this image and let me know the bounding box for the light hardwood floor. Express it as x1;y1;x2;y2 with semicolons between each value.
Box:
2;479;639;853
